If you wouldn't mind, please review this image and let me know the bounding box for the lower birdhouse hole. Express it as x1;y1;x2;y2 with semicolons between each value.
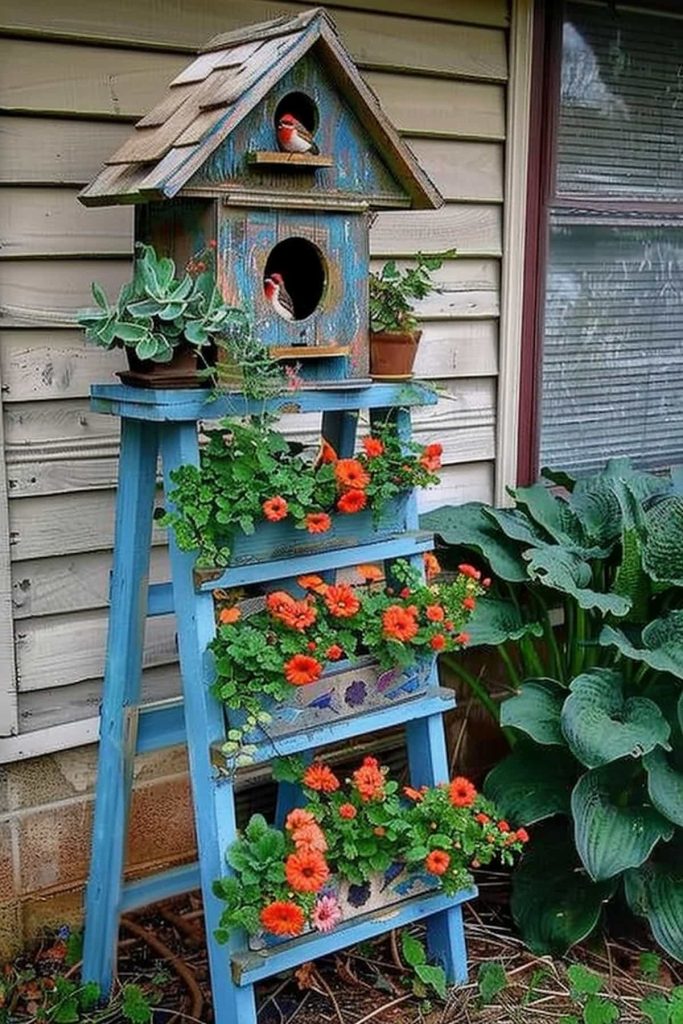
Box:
274;91;318;134
264;238;327;321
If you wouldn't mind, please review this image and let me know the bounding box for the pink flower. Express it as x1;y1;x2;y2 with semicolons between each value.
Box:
312;894;343;933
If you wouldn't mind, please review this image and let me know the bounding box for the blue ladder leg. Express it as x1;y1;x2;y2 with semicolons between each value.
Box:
82;419;159;996
160;421;257;1024
405;713;469;985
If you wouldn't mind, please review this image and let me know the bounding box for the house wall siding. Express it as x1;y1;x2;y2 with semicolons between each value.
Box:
0;0;517;951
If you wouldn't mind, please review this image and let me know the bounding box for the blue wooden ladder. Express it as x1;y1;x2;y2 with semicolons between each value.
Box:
82;382;474;1024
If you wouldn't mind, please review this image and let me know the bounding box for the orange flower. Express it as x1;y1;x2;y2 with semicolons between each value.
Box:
382;605;418;642
362;437;384;458
285;849;329;893
455;632;470;645
516;828;529;843
337;489;367;515
352;756;385;802
403;786;424;802
298;574;328;594
277;600;317;632
324;583;360;619
498;820;510;834
462;596;476;611
356;563;383;582
339;803;357;819
305;511;332;534
285;808;316;832
292;823;328;854
326;644;343;661
474;813;490;826
266;591;297;617
449;777;477;808
263;496;288;522
284;654;322;686
319;439;338;464
430;633;446;651
458;564;481;580
218;606;241;624
335;458;370;491
373;826;386;837
426;604;445;622
303;762;340;793
425;850;451;876
260;900;305;937
419;443;443;472
424;552;441;580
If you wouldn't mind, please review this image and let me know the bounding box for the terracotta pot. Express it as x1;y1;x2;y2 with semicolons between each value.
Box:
369;329;422;380
118;341;217;388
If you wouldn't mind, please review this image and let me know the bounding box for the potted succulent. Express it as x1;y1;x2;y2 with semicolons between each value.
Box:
78;242;284;395
368;250;455;379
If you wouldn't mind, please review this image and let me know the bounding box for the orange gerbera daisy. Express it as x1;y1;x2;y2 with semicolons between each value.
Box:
425;850;451;876
297;575;328;594
278;600;317;632
419;443;443;473
462;596;476;611
458;564;481;580
292;823;328;854
303;762;340;793
218;606;241;624
403;786;424;802
326;644;343;661
425;604;445;622
324;583;360;619
285;808;316;832
263;496;289;521
382;605;418;642
318;439;338;464
260;900;305;937
305;511;332;534
474;813;491;826
424;552;441;580
335;458;370;492
284;654;322;686
352;756;385;802
449;777;477;808
285;849;330;892
338;803;357;819
337;489;367;515
430;633;446;651
362;436;384;458
455;632;470;645
356;563;383;582
266;591;297;617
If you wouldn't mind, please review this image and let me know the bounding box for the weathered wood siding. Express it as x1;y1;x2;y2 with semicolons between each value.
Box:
0;0;509;750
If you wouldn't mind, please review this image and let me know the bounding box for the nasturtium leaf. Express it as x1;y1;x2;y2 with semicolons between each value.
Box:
500;679;565;746
419;503;528;581
643;495;683;586
561;669;670;768
511;820;617;956
625;841;683;962
643;748;683;827
600;612;683;680
525;547;631;616
465;598;543;648
484;741;576;824
571;763;674;881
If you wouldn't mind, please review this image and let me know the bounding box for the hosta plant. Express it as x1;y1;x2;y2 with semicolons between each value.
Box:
422;459;683;961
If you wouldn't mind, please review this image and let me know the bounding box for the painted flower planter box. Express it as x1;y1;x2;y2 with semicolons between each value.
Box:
249;865;439;950
227;654;435;740
226;493;410;567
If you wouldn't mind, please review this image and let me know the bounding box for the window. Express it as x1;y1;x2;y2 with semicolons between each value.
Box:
522;2;683;478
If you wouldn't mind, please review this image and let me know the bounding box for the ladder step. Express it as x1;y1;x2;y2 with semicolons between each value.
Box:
231;886;476;986
136;702;186;753
196;531;434;590
121;862;200;913
148;581;174;616
214;687;456;765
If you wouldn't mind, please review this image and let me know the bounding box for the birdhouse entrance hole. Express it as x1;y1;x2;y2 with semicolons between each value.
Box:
264;238;326;321
274;92;318;134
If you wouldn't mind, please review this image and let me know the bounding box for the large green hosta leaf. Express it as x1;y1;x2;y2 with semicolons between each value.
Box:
644;749;683;827
561;669;670;769
600;612;683;679
501;678;565;746
511;820;618;956
525;547;631;616
484;506;550;548
572;763;674;881
625;839;683;961
419;504;528;582
511;483;612;558
465;597;543;647
643;496;683;586
484;741;576;825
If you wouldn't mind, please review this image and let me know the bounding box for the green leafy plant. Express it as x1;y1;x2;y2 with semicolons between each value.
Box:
640;987;683;1024
422;459;683;961
401;932;447;1000
477;961;508;1005
369;250;455;334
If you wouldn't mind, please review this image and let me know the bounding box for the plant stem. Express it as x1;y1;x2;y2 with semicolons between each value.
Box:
570;605;587;678
519;635;545;679
441;655;500;723
531;591;566;684
498;644;522;691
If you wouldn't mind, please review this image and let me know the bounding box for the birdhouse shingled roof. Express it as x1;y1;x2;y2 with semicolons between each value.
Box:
79;8;442;210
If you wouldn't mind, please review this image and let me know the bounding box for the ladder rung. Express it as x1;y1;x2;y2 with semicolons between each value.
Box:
196;531;433;590
231;886;477;986
148;582;174;616
213;687;456;765
121;862;200;913
136;702;186;753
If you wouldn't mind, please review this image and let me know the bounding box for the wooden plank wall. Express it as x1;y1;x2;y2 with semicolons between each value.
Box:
0;0;509;750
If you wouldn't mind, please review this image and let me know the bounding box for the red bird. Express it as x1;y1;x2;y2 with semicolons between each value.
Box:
276;113;319;155
264;273;295;321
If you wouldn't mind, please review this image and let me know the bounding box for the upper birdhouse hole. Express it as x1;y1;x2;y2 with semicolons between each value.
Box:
274;92;319;134
264;238;327;321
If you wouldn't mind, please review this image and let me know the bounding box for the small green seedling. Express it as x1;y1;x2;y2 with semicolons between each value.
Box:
639;953;662;982
477;961;508;1006
566;964;619;1024
400;932;447;1000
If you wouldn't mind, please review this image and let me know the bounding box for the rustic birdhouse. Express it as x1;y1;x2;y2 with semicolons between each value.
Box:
80;8;443;382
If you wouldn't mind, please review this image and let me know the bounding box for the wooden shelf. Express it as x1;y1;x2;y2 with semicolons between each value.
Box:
270;344;349;360
247;150;333;168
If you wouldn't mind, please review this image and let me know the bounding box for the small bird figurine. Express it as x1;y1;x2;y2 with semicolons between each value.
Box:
276;113;320;155
264;272;295;320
